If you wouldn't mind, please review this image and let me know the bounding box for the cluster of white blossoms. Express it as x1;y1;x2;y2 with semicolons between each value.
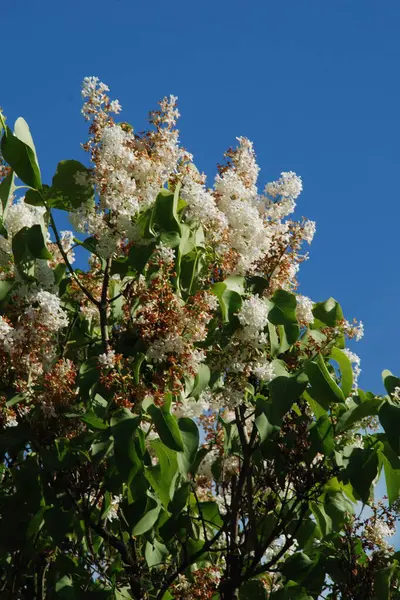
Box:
98;350;116;369
364;518;395;551
0;317;15;353
343;348;362;390
74;78;316;285
25;290;69;333
237;296;269;342
0;199;46;267
5;200;46;239
296;294;314;325
392;386;400;402
74;79;194;257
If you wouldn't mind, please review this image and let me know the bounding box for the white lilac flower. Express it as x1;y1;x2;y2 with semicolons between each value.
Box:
355;321;364;341
106;495;122;522
154;242;175;265
98;350;116;369
343;348;361;390
392;386;400;402
29;291;68;333
174;396;210;419
296;295;314;325
0;317;15;353
81;76;109;98
237;295;269;340
35;260;56;290
181;174;228;233
4;414;18;428
365;518;395;550
233;137;260;189
265;171;303;201
60;230;76;264
109;99;122;114
5;200;46;238
302;219;316;244
352;434;364;449
147;336;186;363
204;292;219;312
252;357;275;382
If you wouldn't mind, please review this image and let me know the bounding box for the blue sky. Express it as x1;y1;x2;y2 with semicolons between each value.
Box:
2;0;400;394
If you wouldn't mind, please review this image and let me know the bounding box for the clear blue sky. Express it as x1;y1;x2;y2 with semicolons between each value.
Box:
2;0;400;394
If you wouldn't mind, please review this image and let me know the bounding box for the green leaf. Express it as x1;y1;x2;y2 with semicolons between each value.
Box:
303;390;328;419
145;439;179;507
255;396;278;442
281;552;314;583
26;506;47;539
380;401;400;455
145;538;169;568
310;501;332;537
25;189;44;207
268;289;299;345
268;322;280;357
0;279;13;301
379;442;400;505
324;490;355;529
197;501;224;528
269;289;297;324
55;575;76;599
148;401;184;452
329;347;353;398
312;297;344;327
26;224;52;259
50;160;93;209
1;125;41;189
382;369;400;396
79;357;99;399
177;418;200;475
111;409;141;481
0;171;15;217
305;354;345;405
81;410;108;430
336;397;383;434
309;415;334;456
191;363;210;399
14;117;39;163
127;243;155;274
345;448;379;503
169;482;190;513
239;580;267;600
373;562;398;600
131;496;161;535
160;231;181;248
268;371;308;425
153;187;181;234
212;281;242;324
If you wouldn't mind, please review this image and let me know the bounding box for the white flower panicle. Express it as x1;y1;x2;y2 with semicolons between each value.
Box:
296;295;314;325
343;348;361;390
392;386;400;402
60;230;76;264
237;296;269;340
302;220;316;244
265;171;303;201
5;199;46;238
0;316;15;353
154;242;175;265
98;350;116;369
253;357;275;382
27;290;69;333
